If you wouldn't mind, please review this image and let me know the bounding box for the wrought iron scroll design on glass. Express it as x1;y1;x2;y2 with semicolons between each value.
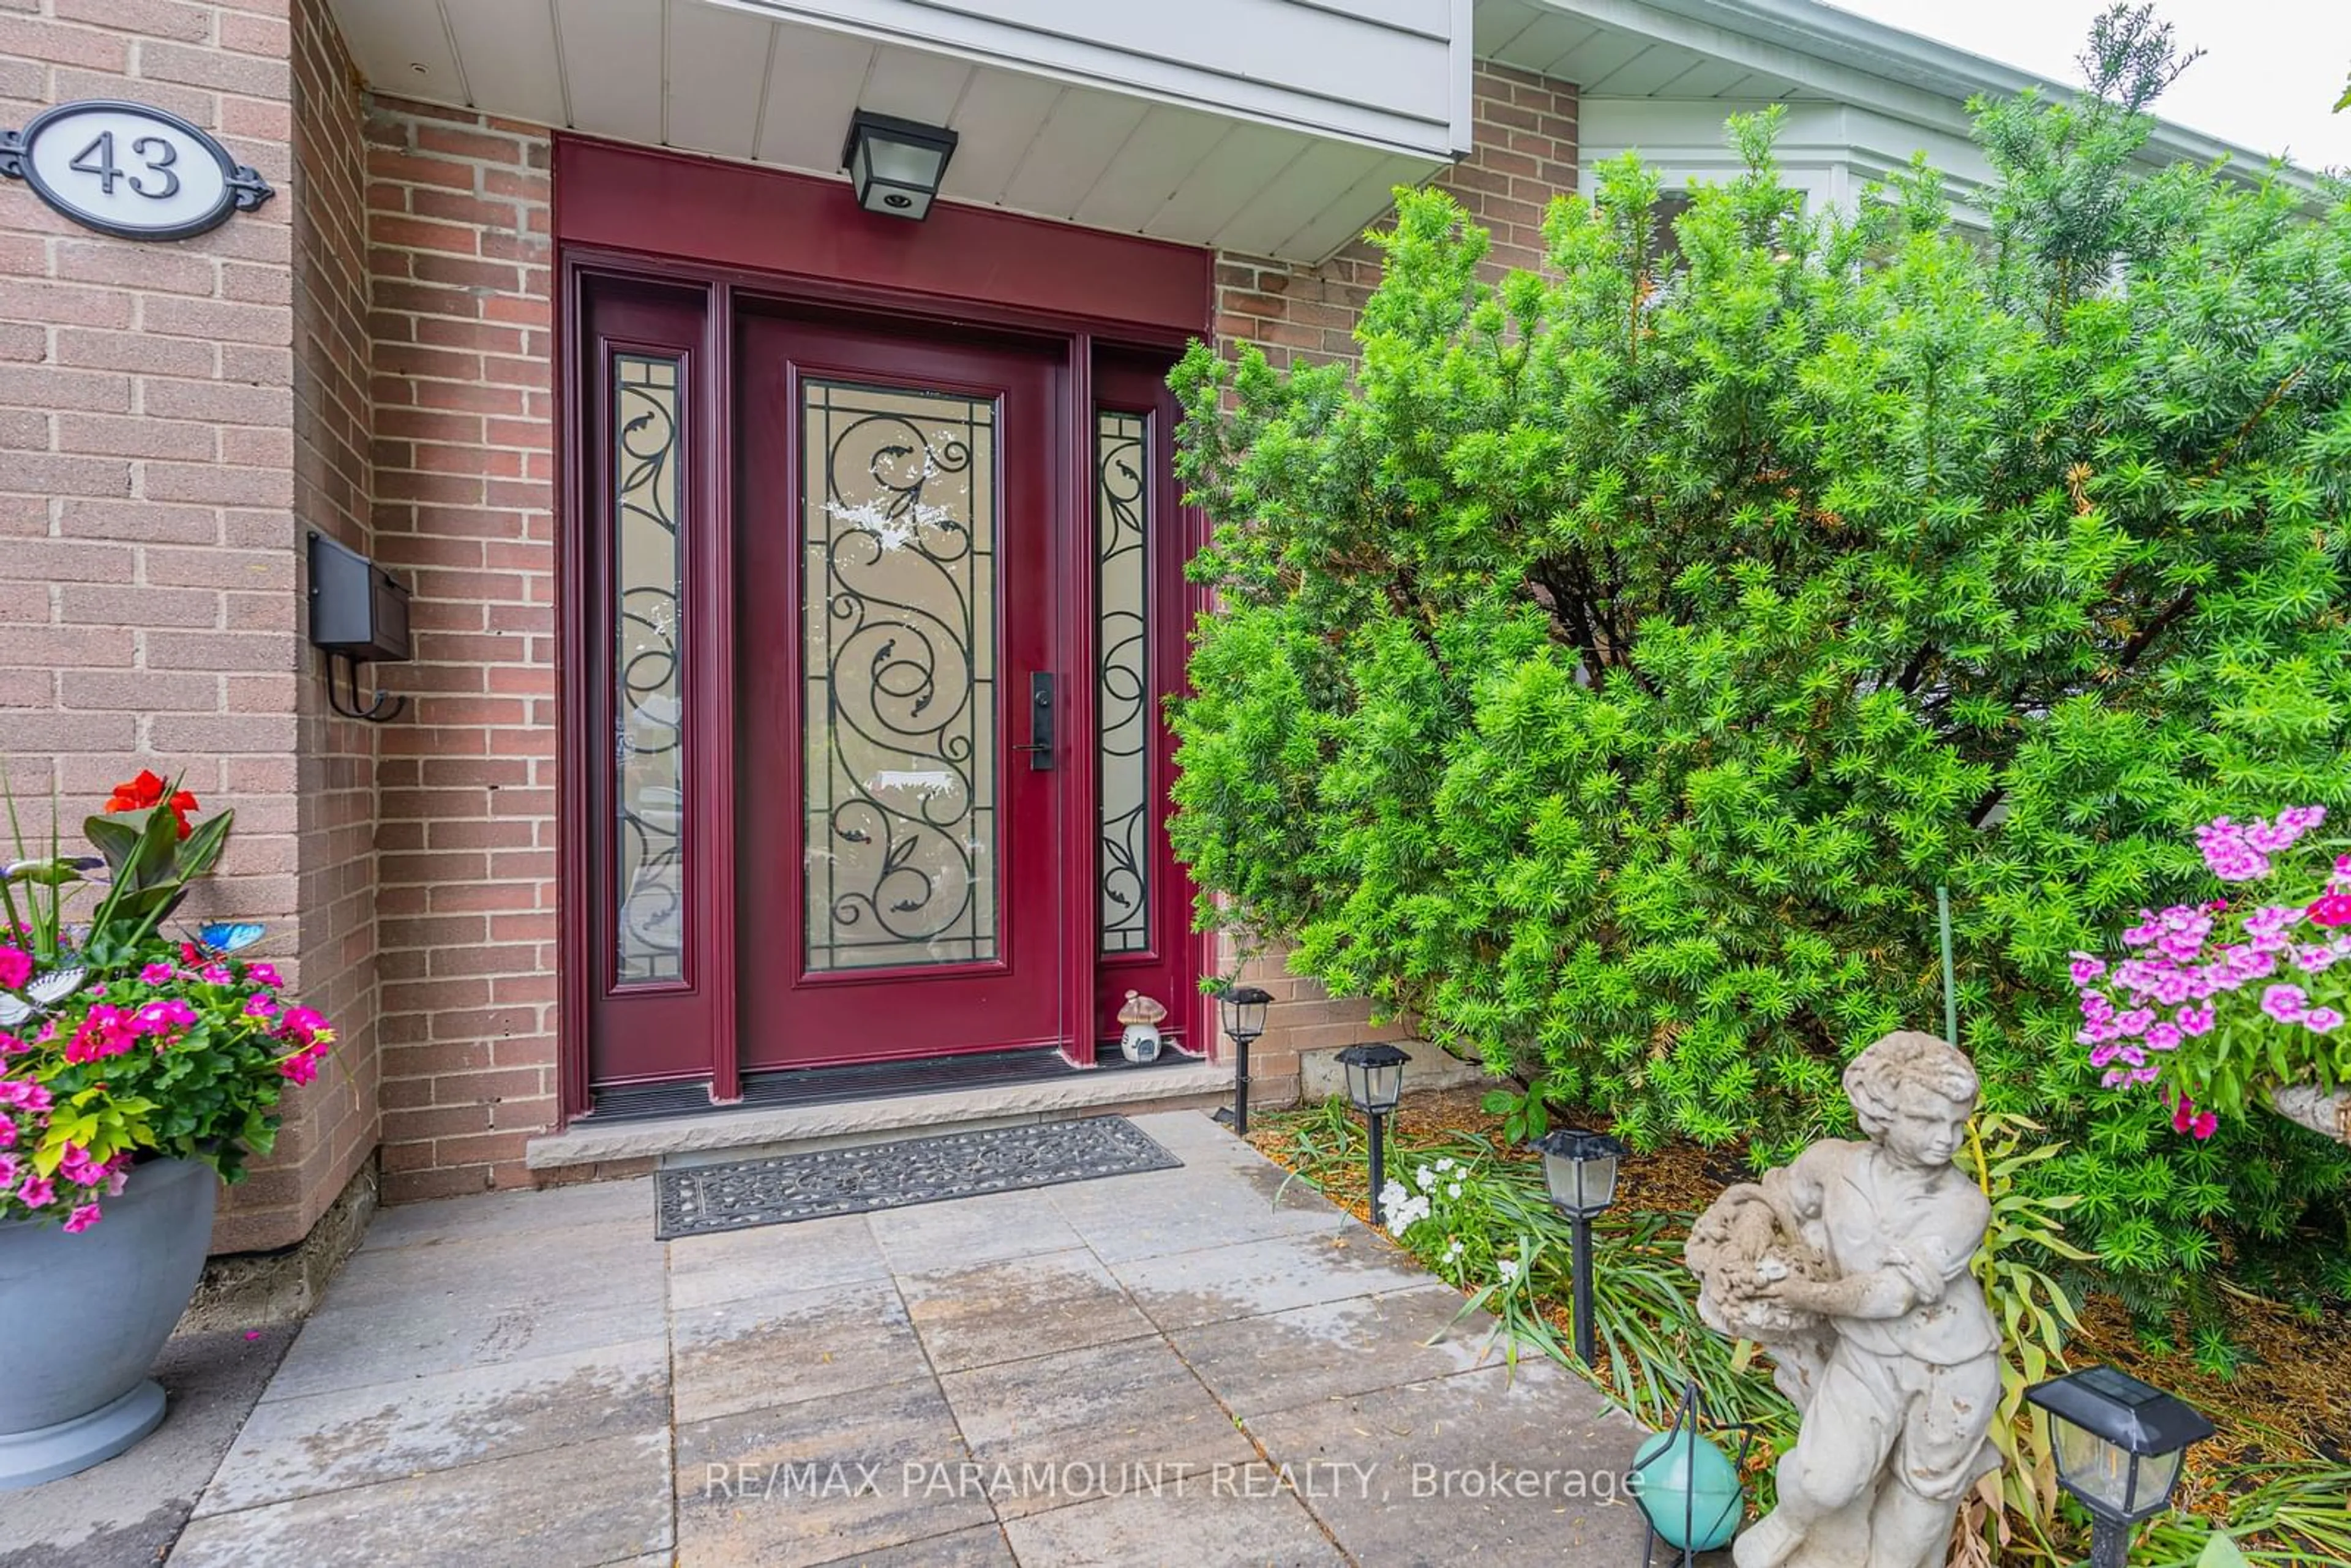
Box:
612;353;685;986
802;380;999;972
1095;410;1150;957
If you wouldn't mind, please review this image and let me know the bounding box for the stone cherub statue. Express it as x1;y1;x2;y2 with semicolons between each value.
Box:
1685;1032;2001;1568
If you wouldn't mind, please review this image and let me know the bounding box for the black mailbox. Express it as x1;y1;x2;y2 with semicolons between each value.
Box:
307;530;411;660
307;531;411;721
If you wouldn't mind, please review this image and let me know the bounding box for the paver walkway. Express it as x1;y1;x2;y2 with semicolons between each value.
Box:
165;1110;1651;1566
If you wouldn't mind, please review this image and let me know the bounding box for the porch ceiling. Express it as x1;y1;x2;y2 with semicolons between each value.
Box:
327;0;1453;263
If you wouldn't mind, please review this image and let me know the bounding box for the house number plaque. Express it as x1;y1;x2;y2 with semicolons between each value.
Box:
1;100;273;241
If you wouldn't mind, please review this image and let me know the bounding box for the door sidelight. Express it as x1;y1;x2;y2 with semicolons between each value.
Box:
1015;671;1056;769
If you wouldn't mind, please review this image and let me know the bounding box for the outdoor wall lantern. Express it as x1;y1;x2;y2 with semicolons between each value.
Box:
1210;983;1272;1136
1531;1125;1624;1367
306;531;411;723
1336;1043;1409;1226
841;111;958;220
2025;1365;2214;1568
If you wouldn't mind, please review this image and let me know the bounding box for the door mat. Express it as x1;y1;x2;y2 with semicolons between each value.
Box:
654;1115;1183;1239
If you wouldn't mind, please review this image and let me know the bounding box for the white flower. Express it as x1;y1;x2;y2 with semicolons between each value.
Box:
1379;1179;1409;1216
1433;1157;1457;1174
1443;1237;1465;1262
1496;1258;1521;1285
1413;1165;1437;1193
1445;1182;1463;1199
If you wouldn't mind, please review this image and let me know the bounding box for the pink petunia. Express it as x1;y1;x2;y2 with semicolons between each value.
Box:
2261;984;2309;1024
61;1202;102;1233
17;1173;53;1208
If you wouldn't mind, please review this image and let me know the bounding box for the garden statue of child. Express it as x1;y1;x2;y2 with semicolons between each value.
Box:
1684;1030;2001;1568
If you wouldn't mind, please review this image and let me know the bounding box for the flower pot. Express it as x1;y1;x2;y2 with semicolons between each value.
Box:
0;1157;216;1489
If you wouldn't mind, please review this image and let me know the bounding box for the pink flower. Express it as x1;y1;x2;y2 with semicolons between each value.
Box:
64;1005;135;1065
133;998;197;1035
2144;1022;2183;1051
242;994;278;1020
0;1079;51;1113
61;1203;101;1233
2171;1093;2219;1141
2175;1003;2216;1037
0;1112;12;1148
0;1031;22;1059
56;1144;103;1185
140;962;173;985
198;962;231;985
0;1153;14;1189
277;1007;329;1046
247;963;281;988
2305;1007;2344;1035
17;1173;53;1209
279;1051;320;1086
0;946;28;991
2260;984;2309;1024
2070;953;2108;986
2309;894;2351;928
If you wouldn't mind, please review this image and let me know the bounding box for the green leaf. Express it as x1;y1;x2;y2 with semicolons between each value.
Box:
2197;1531;2253;1568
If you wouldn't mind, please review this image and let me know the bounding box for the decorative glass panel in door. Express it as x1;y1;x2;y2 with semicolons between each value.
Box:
801;380;998;971
1095;409;1149;956
735;318;1064;1072
613;352;684;985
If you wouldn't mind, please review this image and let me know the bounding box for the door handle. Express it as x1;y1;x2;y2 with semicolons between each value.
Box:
1013;671;1055;770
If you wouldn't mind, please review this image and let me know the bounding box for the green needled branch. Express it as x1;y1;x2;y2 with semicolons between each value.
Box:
1938;885;1959;1048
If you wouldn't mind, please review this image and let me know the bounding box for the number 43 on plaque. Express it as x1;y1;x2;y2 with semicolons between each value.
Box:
1;100;274;241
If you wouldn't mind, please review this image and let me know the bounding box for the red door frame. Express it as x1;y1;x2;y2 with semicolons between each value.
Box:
555;138;1213;1120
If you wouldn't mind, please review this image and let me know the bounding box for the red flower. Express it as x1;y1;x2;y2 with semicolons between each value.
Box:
2308;893;2351;929
103;770;198;839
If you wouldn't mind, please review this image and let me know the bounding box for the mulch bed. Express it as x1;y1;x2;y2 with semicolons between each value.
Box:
1250;1085;2351;1496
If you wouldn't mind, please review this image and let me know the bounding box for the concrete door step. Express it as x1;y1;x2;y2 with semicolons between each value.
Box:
525;1056;1236;1171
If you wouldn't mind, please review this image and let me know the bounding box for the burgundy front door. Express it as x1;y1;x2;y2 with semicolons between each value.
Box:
735;315;1068;1070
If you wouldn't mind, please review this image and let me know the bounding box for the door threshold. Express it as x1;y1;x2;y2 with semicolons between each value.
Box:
585;1045;1193;1123
530;1052;1231;1171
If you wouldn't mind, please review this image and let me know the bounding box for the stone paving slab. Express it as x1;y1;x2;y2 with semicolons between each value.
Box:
1171;1283;1507;1421
1241;1362;1651;1567
937;1335;1259;1518
1109;1228;1438;1331
999;1487;1347;1567
195;1334;670;1514
141;1108;1654;1567
674;1376;990;1567
667;1209;893;1312
671;1276;920;1424
896;1246;1159;1373
170;1428;672;1568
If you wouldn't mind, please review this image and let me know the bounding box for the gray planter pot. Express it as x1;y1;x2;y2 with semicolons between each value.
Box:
0;1156;217;1489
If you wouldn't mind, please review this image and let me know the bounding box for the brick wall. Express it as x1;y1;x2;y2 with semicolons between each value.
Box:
359;97;558;1202
0;0;342;1250
1208;62;1579;1102
273;0;380;1251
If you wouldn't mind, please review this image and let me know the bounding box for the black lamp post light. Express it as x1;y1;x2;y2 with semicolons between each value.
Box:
1210;983;1272;1136
1531;1125;1624;1367
1335;1043;1409;1226
840;110;958;220
2025;1365;2214;1568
